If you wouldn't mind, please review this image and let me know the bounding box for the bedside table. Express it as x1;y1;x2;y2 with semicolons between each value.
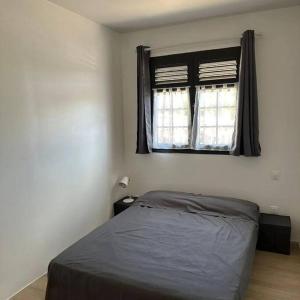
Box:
114;196;137;216
257;213;291;255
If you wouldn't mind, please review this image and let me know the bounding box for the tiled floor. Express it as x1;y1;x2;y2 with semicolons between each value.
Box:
11;246;300;300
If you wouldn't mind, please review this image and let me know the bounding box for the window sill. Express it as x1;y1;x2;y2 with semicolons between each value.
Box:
152;149;230;155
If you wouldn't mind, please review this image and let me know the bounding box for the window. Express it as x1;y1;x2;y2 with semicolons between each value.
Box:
192;84;237;151
153;88;191;149
150;47;241;154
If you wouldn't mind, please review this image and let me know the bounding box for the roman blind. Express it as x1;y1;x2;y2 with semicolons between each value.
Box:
199;60;238;83
155;65;188;85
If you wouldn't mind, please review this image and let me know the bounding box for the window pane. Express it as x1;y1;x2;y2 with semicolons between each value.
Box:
199;127;217;145
153;88;191;149
157;127;172;146
218;127;234;145
192;84;237;150
218;107;236;126
173;109;189;127
164;93;171;109
157;111;163;126
199;108;217;126
173;127;189;145
156;92;164;109
157;110;171;127
173;90;188;109
218;87;237;107
199;89;217;107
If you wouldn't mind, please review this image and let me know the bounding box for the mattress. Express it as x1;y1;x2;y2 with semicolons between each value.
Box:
46;190;259;300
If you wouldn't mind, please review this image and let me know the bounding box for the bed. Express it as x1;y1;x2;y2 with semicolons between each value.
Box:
46;190;259;300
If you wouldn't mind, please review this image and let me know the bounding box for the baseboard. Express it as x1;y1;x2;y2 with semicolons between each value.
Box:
6;272;47;300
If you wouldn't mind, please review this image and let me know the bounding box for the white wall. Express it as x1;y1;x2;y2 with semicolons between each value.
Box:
1;3;300;298
121;7;300;241
0;1;123;299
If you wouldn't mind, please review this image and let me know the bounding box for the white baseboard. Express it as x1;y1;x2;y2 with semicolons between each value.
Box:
6;272;47;300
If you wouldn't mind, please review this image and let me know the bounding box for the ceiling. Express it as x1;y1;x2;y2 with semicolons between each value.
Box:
49;0;300;32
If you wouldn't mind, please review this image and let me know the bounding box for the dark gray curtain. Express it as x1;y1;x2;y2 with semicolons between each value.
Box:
136;45;152;154
231;30;261;156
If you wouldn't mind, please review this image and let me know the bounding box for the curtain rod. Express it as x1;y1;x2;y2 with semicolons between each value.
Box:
144;33;262;52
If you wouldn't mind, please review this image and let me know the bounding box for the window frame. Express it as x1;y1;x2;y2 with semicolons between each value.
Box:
150;46;241;155
152;87;191;149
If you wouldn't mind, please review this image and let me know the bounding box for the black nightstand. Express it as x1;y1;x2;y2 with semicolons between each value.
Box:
257;213;291;255
114;196;137;216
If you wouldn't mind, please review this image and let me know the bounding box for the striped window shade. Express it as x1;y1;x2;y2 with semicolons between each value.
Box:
155;65;188;85
198;60;238;83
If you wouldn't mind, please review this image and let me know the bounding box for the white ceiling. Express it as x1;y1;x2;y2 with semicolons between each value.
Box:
49;0;300;32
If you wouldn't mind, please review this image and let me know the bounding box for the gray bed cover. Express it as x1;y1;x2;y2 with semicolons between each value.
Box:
46;191;259;300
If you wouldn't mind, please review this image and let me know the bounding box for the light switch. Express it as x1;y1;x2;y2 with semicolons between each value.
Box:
270;205;279;213
271;170;280;181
